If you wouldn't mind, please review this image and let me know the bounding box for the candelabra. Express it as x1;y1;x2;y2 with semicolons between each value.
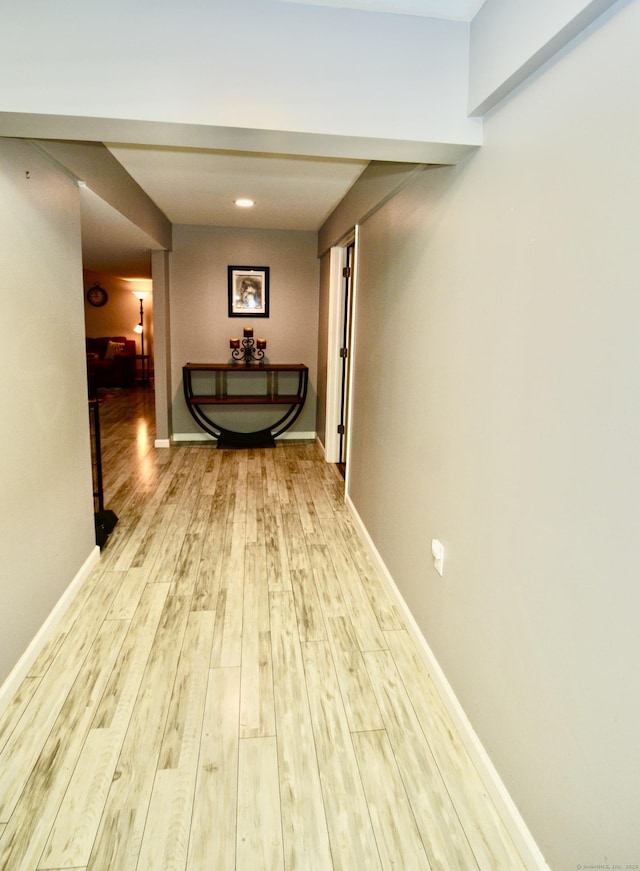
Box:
230;328;267;365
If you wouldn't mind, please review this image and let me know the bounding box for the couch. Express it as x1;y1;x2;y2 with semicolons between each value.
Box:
86;336;136;391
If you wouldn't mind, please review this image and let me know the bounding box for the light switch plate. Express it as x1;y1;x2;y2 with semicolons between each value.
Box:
431;539;444;576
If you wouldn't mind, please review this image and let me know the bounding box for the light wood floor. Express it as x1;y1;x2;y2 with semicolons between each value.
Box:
0;387;527;870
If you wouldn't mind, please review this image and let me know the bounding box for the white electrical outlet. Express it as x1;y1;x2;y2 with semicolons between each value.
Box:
431;539;444;576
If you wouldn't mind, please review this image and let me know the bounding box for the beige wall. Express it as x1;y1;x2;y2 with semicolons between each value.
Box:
317;162;426;258
0;138;96;685
345;1;640;866
151;250;172;443
169;225;319;439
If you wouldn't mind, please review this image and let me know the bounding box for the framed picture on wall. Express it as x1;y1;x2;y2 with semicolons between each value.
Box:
228;266;270;318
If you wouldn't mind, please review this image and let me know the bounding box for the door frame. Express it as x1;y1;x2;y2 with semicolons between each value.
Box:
324;229;358;473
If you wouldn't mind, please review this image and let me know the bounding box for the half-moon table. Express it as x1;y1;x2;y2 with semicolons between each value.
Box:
183;362;308;448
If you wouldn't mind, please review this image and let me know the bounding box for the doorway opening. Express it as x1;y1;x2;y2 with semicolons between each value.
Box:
324;232;358;478
337;241;355;477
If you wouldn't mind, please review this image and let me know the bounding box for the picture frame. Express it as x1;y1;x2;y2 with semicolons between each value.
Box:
228;266;270;318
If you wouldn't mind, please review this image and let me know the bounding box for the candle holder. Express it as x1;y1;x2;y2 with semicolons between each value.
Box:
230;332;267;365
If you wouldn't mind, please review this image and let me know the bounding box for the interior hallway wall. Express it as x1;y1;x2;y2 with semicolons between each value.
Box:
347;1;640;866
0;138;95;686
169;225;319;439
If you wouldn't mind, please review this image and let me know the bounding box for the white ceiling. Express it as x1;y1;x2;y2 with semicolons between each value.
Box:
80;0;488;278
279;0;487;20
106;145;368;232
81;147;368;277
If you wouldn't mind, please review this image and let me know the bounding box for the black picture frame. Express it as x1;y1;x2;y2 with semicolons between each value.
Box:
228;266;270;318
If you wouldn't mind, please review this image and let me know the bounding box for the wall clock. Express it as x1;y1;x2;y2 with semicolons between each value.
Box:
86;284;108;307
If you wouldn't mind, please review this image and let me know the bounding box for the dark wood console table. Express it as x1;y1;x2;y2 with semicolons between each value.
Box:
183;363;308;448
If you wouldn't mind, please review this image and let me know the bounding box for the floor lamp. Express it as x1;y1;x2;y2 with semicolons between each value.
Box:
132;290;150;380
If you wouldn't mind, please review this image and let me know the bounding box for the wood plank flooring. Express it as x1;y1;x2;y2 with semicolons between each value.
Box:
0;386;527;870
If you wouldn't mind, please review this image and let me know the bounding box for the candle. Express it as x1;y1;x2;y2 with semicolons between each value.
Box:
257;339;267;349
230;338;240;348
243;326;253;337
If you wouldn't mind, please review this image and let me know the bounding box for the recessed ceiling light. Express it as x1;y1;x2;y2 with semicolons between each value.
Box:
235;198;255;208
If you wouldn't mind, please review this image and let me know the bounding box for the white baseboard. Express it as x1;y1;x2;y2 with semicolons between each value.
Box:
345;493;550;871
0;546;101;717
171;431;316;443
172;432;215;442
276;431;316;442
154;438;171;448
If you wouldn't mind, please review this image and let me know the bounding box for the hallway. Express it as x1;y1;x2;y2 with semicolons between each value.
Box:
0;387;527;870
